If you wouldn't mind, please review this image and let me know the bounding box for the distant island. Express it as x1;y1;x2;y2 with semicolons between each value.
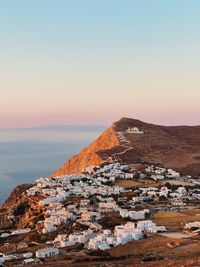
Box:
0;124;106;132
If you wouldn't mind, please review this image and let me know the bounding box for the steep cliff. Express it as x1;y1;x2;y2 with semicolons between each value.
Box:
52;126;120;176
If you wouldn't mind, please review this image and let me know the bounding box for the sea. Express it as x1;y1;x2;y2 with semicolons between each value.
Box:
0;129;102;204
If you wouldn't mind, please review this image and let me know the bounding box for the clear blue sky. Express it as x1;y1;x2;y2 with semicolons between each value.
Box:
0;0;200;127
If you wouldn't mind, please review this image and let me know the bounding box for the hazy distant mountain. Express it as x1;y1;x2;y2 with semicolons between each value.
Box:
1;125;106;132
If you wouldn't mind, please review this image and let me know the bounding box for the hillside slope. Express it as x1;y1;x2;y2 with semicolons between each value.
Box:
52;118;200;177
52;126;120;176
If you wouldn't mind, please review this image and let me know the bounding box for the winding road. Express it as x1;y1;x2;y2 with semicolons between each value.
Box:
111;131;134;162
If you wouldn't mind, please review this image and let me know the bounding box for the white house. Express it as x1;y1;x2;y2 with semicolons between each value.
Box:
23;253;33;259
151;174;165;180
23;258;36;265
87;239;99;250
36;247;59;258
98;202;116;212
87;239;110;250
124;222;135;231
128;210;146;220
185;221;200;229
116;233;133;245
131;229;142;240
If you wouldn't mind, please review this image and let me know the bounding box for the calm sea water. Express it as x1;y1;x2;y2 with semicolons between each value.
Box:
0;130;101;203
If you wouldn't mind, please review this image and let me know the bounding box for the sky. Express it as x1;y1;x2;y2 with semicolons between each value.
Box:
0;0;200;128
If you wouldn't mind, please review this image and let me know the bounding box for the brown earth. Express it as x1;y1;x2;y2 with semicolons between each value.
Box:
52;117;200;177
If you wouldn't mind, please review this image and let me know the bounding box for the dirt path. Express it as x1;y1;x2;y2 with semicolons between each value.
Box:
112;131;133;158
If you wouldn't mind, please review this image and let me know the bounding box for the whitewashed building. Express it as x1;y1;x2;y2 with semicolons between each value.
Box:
36;247;59;258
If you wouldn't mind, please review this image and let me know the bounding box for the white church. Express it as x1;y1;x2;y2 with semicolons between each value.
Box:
126;127;144;134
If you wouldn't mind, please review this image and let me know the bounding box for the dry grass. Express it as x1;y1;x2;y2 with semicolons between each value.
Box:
154;211;187;219
115;179;142;188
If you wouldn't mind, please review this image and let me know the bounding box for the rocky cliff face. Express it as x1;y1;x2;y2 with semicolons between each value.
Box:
52;117;200;177
0;184;45;230
52;126;120;176
2;184;32;210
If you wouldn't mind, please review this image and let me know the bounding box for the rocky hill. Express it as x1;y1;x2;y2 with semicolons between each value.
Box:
52;117;200;177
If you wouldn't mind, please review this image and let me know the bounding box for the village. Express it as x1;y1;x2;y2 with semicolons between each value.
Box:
1;161;200;266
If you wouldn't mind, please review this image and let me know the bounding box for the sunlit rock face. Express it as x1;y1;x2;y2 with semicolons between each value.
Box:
52;126;120;176
52;117;200;177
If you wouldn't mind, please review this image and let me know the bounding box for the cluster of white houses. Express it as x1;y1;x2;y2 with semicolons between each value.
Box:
24;163;200;238
53;220;166;250
0;248;60;265
145;166;181;180
26;171;131;234
1;161;200;265
22;163;199;248
84;163;181;181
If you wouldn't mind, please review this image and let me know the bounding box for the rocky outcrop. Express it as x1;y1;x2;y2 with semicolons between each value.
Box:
0;184;44;230
2;184;33;210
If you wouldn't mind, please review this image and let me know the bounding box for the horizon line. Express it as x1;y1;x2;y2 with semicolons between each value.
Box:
0;123;108;130
0;118;200;130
